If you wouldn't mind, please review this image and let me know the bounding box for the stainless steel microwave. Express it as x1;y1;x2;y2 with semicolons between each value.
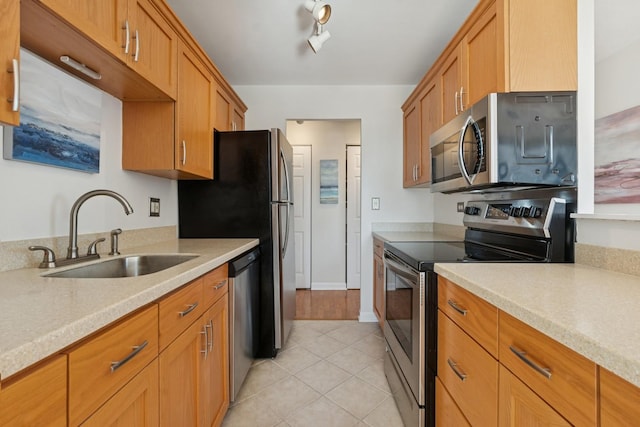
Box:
429;92;577;193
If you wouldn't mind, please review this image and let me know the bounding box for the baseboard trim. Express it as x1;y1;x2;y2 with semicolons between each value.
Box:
358;311;378;323
311;282;347;290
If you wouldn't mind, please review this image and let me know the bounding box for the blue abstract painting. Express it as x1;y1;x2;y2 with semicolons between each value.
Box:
3;49;101;173
320;159;339;204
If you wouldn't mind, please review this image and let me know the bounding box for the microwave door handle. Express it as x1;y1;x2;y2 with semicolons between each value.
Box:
458;115;474;185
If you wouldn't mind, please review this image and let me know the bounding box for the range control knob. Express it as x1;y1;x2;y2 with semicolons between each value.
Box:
531;207;543;218
464;206;480;215
521;206;532;218
510;206;522;217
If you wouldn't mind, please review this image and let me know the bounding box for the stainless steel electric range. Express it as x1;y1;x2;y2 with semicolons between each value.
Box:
383;187;576;427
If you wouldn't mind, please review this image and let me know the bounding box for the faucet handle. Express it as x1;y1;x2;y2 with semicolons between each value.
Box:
29;246;57;269
87;238;106;256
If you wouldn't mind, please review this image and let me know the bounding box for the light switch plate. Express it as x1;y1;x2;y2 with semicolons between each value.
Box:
372;197;380;210
150;197;160;217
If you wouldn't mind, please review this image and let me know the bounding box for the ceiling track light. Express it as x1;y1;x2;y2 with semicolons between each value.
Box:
308;23;331;53
304;0;331;25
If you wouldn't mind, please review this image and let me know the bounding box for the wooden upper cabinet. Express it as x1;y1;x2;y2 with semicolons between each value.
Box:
232;104;245;131
440;44;462;125
36;0;177;99
127;0;178;98
215;84;246;131
0;355;67;426
0;0;20;126
403;100;420;187
463;2;499;107
175;41;215;179
418;78;440;185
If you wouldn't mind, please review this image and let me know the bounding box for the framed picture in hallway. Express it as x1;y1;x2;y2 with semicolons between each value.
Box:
2;49;102;174
319;159;339;204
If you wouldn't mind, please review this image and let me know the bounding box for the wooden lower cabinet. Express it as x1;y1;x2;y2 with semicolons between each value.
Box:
160;293;229;427
499;365;570;426
373;237;384;327
0;355;67;426
435;377;470;427
600;367;640;426
82;359;159;426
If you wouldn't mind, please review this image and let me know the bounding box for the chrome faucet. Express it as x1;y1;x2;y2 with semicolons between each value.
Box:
67;190;133;259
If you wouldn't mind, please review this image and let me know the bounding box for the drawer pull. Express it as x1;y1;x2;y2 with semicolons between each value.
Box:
179;302;199;318
447;358;467;382
110;340;148;373
447;299;468;316
510;345;552;379
213;280;226;290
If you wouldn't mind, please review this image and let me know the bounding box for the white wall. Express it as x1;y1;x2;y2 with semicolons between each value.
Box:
0;55;177;243
236;85;434;320
285;120;360;286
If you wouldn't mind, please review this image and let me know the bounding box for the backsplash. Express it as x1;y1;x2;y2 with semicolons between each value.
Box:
575;243;640;277
0;226;177;272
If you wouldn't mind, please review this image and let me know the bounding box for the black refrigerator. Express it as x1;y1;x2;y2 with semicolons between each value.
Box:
178;129;295;358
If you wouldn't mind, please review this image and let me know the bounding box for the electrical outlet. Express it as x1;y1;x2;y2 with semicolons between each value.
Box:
150;197;160;217
457;202;465;212
371;197;380;210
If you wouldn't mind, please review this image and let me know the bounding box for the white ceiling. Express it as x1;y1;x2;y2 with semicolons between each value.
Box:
165;0;479;86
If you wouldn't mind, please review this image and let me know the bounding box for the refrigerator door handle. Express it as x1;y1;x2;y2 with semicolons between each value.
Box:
280;148;293;257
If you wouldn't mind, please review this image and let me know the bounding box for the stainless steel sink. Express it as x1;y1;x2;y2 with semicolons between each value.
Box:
45;254;198;279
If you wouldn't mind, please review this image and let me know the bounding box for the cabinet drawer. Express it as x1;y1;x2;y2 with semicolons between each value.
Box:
435;376;470;427
600;367;640;426
159;277;205;350
203;263;229;308
373;237;384;258
499;311;597;426
438;276;498;357
68;305;158;426
437;311;498;426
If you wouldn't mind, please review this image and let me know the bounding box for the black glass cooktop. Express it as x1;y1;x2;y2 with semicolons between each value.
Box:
384;241;467;271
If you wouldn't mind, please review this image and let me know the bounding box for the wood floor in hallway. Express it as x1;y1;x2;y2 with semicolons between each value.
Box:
295;290;360;320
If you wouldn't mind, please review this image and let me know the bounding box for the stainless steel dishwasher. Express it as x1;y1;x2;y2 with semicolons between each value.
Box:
228;248;260;402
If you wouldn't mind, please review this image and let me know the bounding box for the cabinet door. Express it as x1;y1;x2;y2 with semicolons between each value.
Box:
200;295;229;427
37;0;128;58
128;0;177;98
403;101;420;187
214;85;232;131
232;104;245;131
82;359;159;427
418;78;440;186
159;315;204;426
373;254;384;328
0;355;67;426
499;365;570;427
435;377;470;427
463;2;499;107
175;41;214;179
440;45;462;124
0;0;20;126
600;367;640;426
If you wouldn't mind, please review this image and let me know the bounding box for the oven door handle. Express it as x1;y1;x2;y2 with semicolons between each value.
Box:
384;252;419;284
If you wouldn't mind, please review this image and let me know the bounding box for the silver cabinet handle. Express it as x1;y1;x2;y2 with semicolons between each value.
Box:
213;280;226;290
123;21;130;54
200;325;208;359
207;319;214;352
182;140;187;165
133;29;140;62
447;299;468;316
447;358;467;381
459;86;465;112
110;340;148;373
8;58;19;112
178;302;199;317
454;91;459;115
510;345;552;379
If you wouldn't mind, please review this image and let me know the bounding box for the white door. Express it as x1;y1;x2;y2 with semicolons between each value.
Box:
292;145;312;289
346;145;361;289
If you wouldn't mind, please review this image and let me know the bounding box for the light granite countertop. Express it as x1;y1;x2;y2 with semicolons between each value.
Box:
372;231;462;242
435;262;640;388
0;238;258;381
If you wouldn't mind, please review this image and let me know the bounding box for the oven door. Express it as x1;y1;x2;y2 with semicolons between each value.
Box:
383;251;425;405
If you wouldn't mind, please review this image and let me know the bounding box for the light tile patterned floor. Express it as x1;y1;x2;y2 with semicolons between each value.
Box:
222;320;404;427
